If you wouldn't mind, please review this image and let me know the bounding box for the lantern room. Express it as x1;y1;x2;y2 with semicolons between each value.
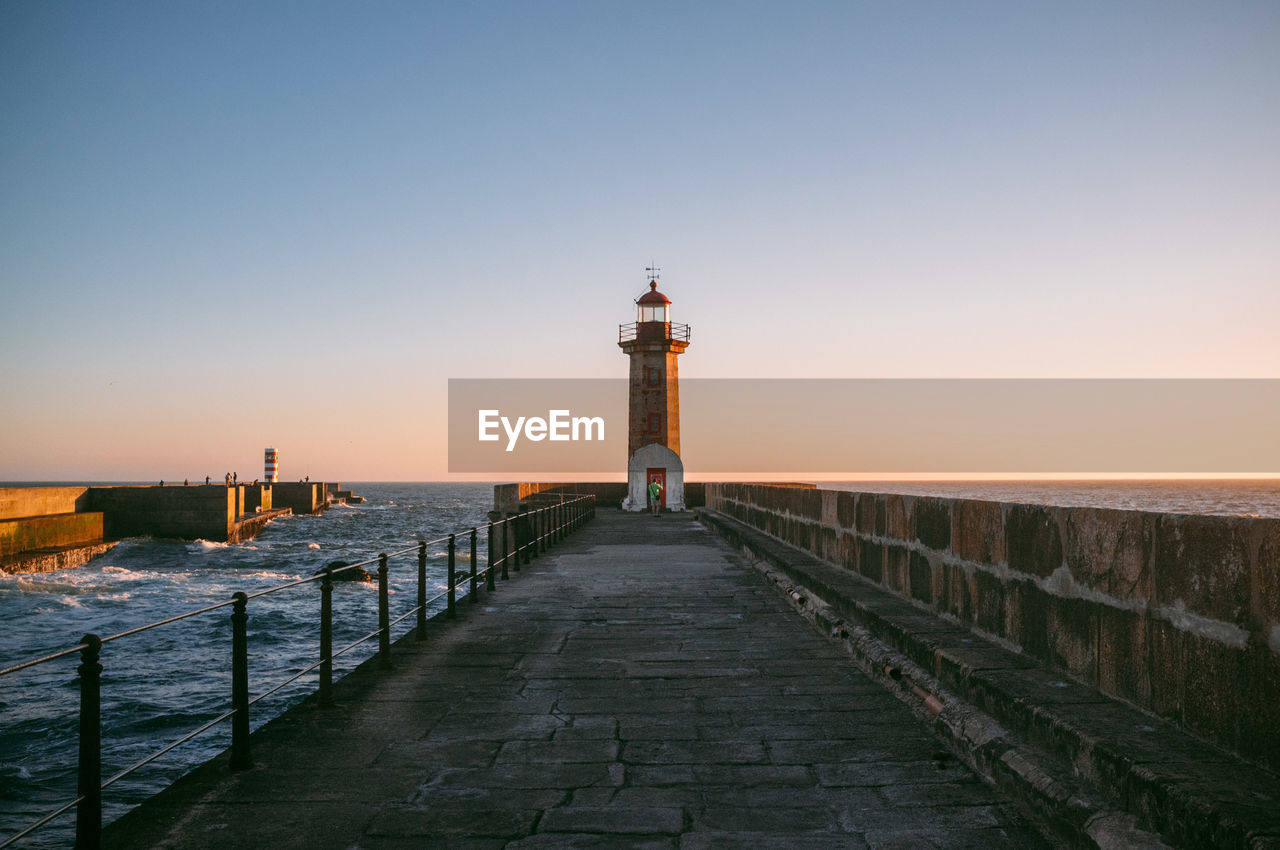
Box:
636;281;671;324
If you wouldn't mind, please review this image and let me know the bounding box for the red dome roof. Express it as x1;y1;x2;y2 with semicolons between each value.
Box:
636;281;671;305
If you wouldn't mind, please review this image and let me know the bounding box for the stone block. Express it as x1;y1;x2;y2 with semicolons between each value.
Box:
952;499;1004;566
1006;579;1050;663
941;562;976;625
855;493;878;536
1004;504;1063;579
1062;507;1152;601
859;539;883;584
1097;606;1151;707
1045;594;1098;686
820;489;838;527
912;497;951;552
820;526;839;564
885;545;909;595
974;568;1006;639
1154;514;1250;627
798;487;822;521
885;494;909;541
908;551;933;605
1242;642;1280;771
1180;631;1243;753
836;490;857;530
1148;616;1184;722
839;532;858;573
1252;521;1280;633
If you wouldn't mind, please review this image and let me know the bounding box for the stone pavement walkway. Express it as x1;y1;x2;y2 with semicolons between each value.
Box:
105;511;1053;849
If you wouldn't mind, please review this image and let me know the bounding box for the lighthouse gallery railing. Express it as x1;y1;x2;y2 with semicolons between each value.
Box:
618;321;691;343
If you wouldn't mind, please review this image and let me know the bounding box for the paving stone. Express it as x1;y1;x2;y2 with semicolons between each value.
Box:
539;805;685;835
679;833;869;849
497;739;619;763
365;804;538;838
621;740;767;765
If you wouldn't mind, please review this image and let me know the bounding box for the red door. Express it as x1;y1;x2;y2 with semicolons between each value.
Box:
647;468;666;509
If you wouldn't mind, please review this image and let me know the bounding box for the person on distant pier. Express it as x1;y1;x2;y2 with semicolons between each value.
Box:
647;477;663;516
233;472;237;485
159;480;164;487
205;475;210;485
184;478;188;486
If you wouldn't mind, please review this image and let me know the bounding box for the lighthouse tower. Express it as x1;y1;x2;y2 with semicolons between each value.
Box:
618;270;691;511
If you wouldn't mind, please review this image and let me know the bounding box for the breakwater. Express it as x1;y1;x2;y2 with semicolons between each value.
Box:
0;482;353;574
704;483;1280;772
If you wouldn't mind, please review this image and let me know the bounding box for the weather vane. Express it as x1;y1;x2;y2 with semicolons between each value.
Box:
646;264;661;283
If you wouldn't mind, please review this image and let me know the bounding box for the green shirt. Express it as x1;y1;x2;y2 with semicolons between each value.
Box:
648;481;663;500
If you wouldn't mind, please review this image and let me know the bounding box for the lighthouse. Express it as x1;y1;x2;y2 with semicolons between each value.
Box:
618;270;691;511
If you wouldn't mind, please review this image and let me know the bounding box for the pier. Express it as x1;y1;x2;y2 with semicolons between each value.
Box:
0;482;355;574
102;509;1051;848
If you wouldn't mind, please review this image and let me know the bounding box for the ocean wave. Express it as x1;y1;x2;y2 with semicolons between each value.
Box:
237;571;303;582
100;566;149;581
190;540;229;551
307;543;321;549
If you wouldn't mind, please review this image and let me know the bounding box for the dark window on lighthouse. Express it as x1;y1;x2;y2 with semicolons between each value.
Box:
648;413;661;433
645;367;660;387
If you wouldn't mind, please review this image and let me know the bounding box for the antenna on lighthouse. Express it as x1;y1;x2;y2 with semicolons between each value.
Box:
645;264;661;282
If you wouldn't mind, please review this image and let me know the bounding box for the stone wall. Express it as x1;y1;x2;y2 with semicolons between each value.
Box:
0;486;91;520
272;483;319;516
86;485;235;541
705;483;1280;769
0;511;104;558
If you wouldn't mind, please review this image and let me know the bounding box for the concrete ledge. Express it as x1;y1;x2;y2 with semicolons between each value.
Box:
698;508;1280;850
0;540;119;574
0;512;104;557
229;509;291;543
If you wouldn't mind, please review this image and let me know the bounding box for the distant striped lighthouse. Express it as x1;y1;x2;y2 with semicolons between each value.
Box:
264;447;279;483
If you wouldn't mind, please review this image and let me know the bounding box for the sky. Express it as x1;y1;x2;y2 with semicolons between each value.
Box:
1;1;1277;481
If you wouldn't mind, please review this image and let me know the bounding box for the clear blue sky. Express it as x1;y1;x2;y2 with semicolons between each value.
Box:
2;1;1277;480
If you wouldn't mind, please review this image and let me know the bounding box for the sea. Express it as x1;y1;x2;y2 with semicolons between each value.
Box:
2;479;1278;847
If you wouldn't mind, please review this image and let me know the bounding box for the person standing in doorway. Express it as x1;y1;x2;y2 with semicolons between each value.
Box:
647;477;663;516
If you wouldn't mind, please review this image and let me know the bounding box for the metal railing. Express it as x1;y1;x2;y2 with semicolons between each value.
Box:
618;321;691;343
0;494;596;849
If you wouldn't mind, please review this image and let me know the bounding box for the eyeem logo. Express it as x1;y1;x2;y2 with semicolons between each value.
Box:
478;409;606;452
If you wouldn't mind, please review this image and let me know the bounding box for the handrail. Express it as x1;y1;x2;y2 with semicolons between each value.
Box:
618;321;691;343
0;494;597;849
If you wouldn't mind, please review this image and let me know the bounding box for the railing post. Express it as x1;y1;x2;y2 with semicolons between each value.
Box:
486;523;496;592
417;541;428;640
499;519;509;580
504;514;514;573
535;508;544;556
468;527;478;603
447;534;457;617
230;592;252;771
320;568;334;705
519;510;530;566
378;553;391;669
75;633;102;850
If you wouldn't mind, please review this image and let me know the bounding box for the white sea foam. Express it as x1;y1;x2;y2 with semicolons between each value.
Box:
307;543;321;549
100;566;148;581
190;539;228;551
238;571;302;581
